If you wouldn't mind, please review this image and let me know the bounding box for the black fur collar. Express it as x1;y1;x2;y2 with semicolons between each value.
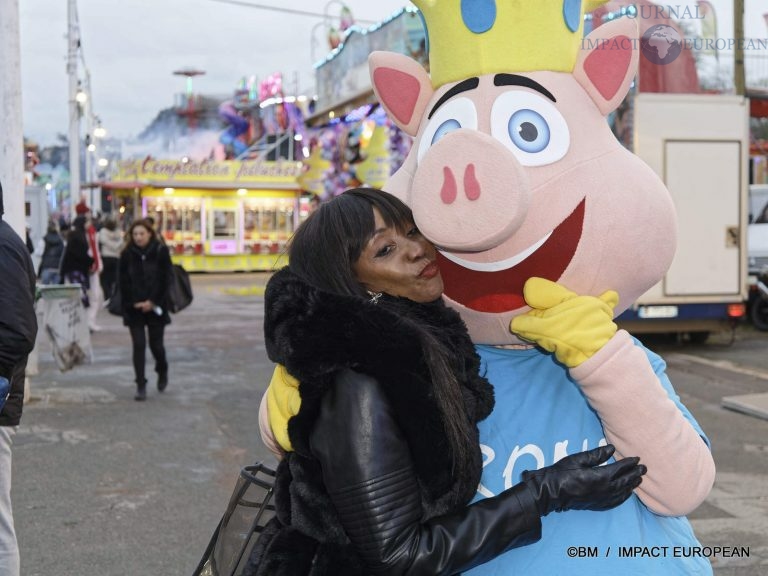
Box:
263;267;494;510
264;267;492;419
266;268;463;370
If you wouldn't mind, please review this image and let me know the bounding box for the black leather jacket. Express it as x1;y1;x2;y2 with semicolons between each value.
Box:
309;368;541;575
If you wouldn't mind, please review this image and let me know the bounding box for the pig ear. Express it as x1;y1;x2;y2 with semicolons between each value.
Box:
369;51;434;137
573;17;639;116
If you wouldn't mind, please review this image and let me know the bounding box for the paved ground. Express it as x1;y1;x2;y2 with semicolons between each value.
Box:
654;331;768;575
16;274;277;576
12;274;768;575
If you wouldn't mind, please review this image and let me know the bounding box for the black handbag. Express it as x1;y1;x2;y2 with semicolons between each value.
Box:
192;462;277;576
107;282;122;316
168;264;193;313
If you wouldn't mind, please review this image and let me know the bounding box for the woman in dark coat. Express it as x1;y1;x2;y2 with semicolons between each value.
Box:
248;188;645;576
119;219;172;401
59;215;93;307
38;220;64;285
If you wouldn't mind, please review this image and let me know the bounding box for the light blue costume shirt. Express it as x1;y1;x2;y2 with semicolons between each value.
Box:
466;341;712;575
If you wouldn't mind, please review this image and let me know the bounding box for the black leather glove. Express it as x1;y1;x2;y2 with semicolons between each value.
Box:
521;444;645;516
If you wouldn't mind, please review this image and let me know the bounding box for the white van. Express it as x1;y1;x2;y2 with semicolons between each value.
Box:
748;184;768;274
616;94;749;342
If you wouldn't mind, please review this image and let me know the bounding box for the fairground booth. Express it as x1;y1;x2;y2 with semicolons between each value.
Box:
105;158;307;272
307;2;768;190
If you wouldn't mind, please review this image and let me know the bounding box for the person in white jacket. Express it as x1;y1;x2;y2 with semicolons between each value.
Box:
98;215;124;302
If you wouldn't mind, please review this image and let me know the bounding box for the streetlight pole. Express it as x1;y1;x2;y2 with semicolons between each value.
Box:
68;0;81;218
81;68;103;213
84;70;93;198
310;2;353;93
323;0;347;26
734;0;745;96
0;0;25;238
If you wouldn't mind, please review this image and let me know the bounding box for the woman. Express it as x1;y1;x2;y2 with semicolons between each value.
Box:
59;215;93;307
38;220;64;285
119;219;172;401
248;188;645;575
98;215;124;301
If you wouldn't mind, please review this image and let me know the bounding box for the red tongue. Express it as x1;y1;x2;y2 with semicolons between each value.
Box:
436;199;586;314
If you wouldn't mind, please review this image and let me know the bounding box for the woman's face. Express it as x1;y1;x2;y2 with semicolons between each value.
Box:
353;208;444;303
132;225;151;248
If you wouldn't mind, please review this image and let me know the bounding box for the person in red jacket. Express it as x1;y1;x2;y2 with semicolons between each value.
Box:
75;201;103;332
60;215;93;308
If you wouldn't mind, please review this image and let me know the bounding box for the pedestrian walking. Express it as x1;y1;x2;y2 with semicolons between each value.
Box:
60;215;93;308
75;201;104;332
250;188;645;575
98;215;124;301
119;219;172;401
37;220;64;285
0;180;38;576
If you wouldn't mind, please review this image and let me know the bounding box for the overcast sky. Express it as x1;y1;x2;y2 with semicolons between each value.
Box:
19;0;766;147
19;0;409;146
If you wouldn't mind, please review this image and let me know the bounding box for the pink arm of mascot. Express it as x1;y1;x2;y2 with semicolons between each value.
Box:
369;5;714;517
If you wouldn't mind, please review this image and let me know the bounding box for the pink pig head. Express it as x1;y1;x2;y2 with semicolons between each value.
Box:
370;14;677;345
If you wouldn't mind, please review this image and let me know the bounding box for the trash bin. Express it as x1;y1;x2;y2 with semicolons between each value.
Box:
38;284;93;372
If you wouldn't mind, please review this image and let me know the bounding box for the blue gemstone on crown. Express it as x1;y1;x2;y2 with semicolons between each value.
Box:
461;0;497;34
563;0;583;32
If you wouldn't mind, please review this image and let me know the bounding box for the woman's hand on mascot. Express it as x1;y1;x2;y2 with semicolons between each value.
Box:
510;277;619;368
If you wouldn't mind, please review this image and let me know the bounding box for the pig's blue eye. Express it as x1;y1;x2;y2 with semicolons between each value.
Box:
418;97;478;164
491;90;570;167
509;110;550;154
432;119;462;145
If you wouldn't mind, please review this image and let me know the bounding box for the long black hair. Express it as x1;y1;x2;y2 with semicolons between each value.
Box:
288;188;474;486
288;188;413;298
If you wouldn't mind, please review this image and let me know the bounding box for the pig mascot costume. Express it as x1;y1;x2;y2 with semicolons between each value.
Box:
368;0;715;573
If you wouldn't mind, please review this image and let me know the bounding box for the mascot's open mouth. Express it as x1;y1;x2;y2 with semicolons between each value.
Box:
436;198;586;313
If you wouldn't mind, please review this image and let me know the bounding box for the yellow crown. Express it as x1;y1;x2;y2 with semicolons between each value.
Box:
413;0;609;87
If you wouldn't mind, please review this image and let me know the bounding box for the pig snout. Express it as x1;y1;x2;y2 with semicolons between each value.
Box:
411;131;529;252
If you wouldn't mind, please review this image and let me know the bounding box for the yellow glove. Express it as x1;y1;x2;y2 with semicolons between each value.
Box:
510;277;619;368
266;364;301;452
